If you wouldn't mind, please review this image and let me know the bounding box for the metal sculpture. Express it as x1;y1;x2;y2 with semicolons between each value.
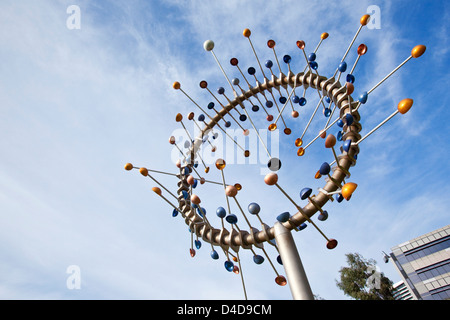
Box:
125;13;425;300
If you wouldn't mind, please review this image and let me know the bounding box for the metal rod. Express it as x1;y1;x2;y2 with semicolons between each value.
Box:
274;222;314;300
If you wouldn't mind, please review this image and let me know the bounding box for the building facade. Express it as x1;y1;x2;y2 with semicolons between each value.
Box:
392;281;414;300
389;225;450;300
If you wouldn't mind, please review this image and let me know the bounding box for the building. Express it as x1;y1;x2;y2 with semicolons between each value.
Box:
389;225;450;300
392;281;413;300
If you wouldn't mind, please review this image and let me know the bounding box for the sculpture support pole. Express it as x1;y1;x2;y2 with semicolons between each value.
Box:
274;222;314;300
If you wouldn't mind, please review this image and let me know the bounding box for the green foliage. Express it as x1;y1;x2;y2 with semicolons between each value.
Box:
336;253;395;300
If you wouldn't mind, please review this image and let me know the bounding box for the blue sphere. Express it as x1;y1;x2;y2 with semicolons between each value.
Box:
338;61;347;72
224;260;234;272
283;55;291;64
225;214;238;224
318;210;328;221
337;130;343;141
207;102;215;109
359;91;368;104
319;162;331;175
300;187;312;200
277;212;290;223
248;202;261;215
210;250;219;260
337;119;344;128
346;74;355;83
309;61;318;70
216;207;226;218
253;255;265;264
343;139;352;153
217;87;225;95
266;101;273;108
292;95;300;104
172;209;179;217
308;52;316;62
276;255;283;265
298;97;307;106
197;207;206;217
224;121;231;128
198;114;205;122
279;96;287;104
298;223;307;231
345;113;354;126
324;96;331;104
265;60;273;68
239;114;247;121
323;108;331;117
195;240;202;249
252;105;259;112
248;67;256;75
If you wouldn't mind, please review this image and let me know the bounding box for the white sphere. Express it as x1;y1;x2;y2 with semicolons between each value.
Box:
203;40;214;51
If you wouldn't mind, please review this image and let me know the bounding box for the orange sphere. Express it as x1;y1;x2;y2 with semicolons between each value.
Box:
268;123;277;131
397;98;413;114
243;28;251;37
267;39;276;48
321;32;329;40
244;150;250;158
411;45;426;58
175;113;183;122
139;167;148;176
187;112;195;120
124;163;133;171
264;173;278;185
173;81;181;90
152;187;162;195
342;182;357;200
292;110;299;118
319;130;327;139
360;14;370;26
215;158;226;170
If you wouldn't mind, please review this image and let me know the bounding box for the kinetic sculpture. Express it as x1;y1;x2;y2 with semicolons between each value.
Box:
125;13;425;299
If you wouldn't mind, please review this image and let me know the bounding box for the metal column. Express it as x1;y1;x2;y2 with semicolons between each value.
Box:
274;222;314;300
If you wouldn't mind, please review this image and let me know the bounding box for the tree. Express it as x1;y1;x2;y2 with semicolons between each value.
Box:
336;252;395;300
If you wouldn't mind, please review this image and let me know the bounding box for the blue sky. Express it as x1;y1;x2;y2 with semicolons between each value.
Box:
0;0;449;300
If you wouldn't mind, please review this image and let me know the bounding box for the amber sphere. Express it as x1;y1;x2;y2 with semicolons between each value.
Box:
152;187;161;195
139;167;148;176
124;163;133;171
243;28;251;37
411;45;426;58
397;98;413;114
360;14;370;26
